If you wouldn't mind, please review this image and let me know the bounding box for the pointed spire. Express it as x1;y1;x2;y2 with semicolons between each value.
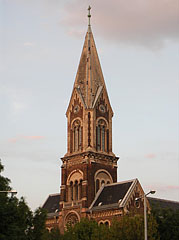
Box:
71;6;108;109
88;6;91;27
87;6;92;34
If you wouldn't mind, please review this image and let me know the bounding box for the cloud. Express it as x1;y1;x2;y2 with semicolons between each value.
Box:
146;184;179;192
166;185;179;190
1;85;28;116
23;42;35;47
61;0;179;49
12;101;26;114
9;136;45;143
145;153;156;159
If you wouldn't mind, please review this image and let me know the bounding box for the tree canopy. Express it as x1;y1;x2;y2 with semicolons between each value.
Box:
0;160;49;240
152;204;179;240
63;216;159;240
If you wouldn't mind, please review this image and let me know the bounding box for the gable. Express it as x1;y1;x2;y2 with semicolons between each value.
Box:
66;87;86;117
93;87;113;117
89;179;150;213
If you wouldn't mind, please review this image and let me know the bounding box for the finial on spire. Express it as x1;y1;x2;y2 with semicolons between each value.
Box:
88;6;91;26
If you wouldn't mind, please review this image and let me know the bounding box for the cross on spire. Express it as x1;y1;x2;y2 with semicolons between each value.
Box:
88;6;91;26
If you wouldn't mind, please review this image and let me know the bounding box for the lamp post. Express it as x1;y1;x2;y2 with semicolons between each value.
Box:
0;190;17;197
135;190;156;240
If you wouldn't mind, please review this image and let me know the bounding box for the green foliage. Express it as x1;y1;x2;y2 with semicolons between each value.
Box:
110;215;159;240
64;218;99;240
48;228;63;240
62;215;159;240
0;160;48;240
0;161;11;192
152;206;179;240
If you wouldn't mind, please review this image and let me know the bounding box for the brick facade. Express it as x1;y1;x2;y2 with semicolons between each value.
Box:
58;25;119;232
43;21;151;233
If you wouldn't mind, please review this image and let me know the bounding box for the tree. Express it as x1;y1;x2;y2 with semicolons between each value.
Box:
64;218;104;240
63;215;159;240
0;160;49;240
109;215;159;240
48;228;63;240
152;206;179;240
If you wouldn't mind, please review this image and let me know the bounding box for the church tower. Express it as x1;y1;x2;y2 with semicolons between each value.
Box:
59;7;119;229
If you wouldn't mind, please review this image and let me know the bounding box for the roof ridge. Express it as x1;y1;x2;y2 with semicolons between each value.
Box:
89;184;105;210
49;193;60;197
148;197;179;204
105;178;137;187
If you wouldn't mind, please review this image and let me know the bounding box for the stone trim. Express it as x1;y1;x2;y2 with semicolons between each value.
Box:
82;180;88;185
91;209;123;218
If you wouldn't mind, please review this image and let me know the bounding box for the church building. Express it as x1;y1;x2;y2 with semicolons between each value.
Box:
42;7;150;233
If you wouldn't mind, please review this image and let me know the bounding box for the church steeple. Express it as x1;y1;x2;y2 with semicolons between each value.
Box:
65;6;114;155
59;7;118;229
67;6;113;111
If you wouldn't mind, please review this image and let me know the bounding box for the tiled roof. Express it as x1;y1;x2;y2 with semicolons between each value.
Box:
90;179;136;211
148;197;179;211
42;193;60;214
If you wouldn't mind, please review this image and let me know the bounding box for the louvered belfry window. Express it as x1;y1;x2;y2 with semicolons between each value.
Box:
96;119;108;152
72;120;82;152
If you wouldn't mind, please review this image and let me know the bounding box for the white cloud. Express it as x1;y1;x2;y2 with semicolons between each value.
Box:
23;42;35;47
12;101;26;114
1;85;28;115
61;0;179;49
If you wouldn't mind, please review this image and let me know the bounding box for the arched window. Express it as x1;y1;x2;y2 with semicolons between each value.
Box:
78;179;82;200
95;170;113;194
97;125;101;151
102;126;105;151
96;179;100;193
96;119;108;152
74;180;78;201
72;120;82;152
105;221;109;226
101;180;105;186
69;181;73;201
65;212;79;227
67;170;83;202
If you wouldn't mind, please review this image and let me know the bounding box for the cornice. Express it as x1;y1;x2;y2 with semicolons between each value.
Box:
61;151;119;162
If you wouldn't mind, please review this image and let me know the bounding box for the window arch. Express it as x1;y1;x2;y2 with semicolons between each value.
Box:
65;211;80;227
94;170;113;194
96;119;109;152
72;119;82;152
101;180;105;185
96;179;100;193
98;220;110;227
78;179;82;200
105;221;109;226
67;170;83;202
74;180;78;201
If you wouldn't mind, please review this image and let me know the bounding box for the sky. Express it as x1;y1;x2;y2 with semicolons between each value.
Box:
0;0;178;210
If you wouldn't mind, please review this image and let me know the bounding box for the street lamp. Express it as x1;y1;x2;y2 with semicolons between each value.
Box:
0;190;17;197
135;190;156;240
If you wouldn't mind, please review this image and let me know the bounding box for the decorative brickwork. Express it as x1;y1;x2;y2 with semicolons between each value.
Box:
58;25;119;232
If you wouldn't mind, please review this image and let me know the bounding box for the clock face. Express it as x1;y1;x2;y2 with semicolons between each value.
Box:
74;105;80;113
99;104;106;113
